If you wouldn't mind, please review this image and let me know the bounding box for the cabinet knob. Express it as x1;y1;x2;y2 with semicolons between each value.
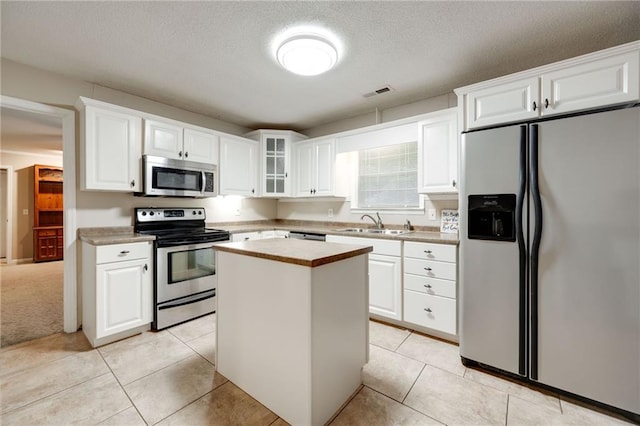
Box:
185;151;189;158
178;151;183;158
285;172;288;178
533;101;537;111
452;179;456;187
424;284;432;289
424;267;432;272
424;308;433;313
251;188;255;194
144;264;148;271
130;180;135;188
120;250;130;255
544;98;550;109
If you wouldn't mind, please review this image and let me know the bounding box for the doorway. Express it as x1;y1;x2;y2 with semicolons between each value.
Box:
0;95;77;344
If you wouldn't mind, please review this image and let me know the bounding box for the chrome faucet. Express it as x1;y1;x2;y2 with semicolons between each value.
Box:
361;212;383;229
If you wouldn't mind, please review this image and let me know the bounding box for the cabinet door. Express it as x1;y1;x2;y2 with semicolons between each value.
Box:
219;136;259;196
144;119;184;160
184;128;219;164
466;77;539;129
84;106;142;192
541;51;640;116
313;139;335;196
34;230;58;262
294;142;315;196
262;135;290;197
96;258;151;338
369;253;402;320
418;110;458;193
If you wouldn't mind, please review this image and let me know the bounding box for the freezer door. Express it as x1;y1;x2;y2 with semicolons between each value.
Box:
460;124;526;376
533;107;640;414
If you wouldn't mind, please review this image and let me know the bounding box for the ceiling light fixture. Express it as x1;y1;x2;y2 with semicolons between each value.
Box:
276;34;338;76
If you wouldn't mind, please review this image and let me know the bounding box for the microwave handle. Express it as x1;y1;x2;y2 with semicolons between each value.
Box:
201;171;206;195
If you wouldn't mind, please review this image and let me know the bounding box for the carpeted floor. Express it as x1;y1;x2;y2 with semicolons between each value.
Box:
0;261;64;348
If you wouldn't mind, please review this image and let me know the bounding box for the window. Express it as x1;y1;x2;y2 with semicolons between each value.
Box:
356;142;420;209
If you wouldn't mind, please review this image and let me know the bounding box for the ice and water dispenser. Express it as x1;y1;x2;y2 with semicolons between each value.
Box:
468;194;516;241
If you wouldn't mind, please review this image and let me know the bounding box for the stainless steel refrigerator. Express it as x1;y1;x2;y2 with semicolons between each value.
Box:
459;105;640;417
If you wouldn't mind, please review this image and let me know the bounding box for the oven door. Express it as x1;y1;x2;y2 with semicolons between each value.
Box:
156;241;218;303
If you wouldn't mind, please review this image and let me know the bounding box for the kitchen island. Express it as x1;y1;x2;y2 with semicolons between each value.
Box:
215;238;372;426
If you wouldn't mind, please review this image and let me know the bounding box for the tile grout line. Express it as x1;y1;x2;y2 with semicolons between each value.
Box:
95;348;148;425
367;385;446;426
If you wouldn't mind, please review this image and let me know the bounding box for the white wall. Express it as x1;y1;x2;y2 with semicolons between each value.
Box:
1;59;277;230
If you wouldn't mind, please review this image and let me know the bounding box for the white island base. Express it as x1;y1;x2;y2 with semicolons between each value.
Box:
215;239;371;426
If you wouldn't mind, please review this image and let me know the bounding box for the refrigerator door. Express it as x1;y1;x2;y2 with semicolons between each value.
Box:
532;107;640;414
460;125;527;376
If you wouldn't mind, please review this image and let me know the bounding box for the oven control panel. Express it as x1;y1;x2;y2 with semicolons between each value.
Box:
135;207;205;223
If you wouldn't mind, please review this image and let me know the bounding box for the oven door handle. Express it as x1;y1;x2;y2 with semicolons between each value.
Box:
158;290;216;310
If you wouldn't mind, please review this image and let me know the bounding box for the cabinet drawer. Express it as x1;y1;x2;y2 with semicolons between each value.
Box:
404;274;456;299
404;257;456;281
404;290;456;335
37;229;58;237
96;242;150;264
326;235;401;256
404;241;456;262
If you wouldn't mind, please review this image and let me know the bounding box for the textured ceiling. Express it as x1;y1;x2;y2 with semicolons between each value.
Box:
1;1;639;133
0;107;63;154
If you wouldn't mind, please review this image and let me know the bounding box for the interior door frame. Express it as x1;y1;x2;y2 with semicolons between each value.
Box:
0;166;14;264
1;95;78;333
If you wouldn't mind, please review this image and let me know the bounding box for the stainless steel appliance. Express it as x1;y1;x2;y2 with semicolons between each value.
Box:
134;207;230;330
288;231;326;241
140;155;217;197
460;105;640;419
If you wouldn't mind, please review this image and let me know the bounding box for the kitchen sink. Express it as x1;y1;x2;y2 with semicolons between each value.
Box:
334;228;413;235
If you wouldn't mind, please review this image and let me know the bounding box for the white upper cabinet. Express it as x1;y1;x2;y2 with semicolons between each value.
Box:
541;51;639;116
76;97;142;192
466;77;539;129
294;138;335;197
219;135;259;196
144;119;219;164
245;130;307;198
417;108;458;194
457;42;640;130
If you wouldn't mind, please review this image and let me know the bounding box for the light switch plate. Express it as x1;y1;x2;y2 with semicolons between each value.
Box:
22;209;29;215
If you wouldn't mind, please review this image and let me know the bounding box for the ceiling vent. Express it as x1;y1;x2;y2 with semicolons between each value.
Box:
363;86;393;98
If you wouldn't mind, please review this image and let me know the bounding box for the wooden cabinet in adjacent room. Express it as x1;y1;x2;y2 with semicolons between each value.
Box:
33;164;64;262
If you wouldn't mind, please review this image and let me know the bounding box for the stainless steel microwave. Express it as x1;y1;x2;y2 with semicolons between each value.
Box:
140;155;217;197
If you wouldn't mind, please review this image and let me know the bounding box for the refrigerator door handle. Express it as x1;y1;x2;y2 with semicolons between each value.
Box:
529;124;543;380
516;125;527;376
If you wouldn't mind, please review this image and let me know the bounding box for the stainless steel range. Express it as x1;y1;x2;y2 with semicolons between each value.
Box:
134;207;230;330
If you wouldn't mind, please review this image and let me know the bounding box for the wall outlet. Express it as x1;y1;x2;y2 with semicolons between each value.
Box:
428;208;437;220
234;208;241;216
22;209;29;215
328;208;333;218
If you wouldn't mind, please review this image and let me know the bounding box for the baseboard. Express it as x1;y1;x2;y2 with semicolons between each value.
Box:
15;258;34;265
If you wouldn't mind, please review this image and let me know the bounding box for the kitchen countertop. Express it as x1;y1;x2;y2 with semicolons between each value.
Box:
210;220;459;245
214;238;373;267
78;227;155;245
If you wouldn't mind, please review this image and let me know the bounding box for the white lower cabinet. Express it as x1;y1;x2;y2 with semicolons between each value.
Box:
82;241;153;347
403;241;457;336
326;235;402;321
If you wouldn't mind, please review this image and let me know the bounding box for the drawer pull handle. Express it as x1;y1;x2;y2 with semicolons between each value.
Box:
424;308;433;313
130;180;135;188
120;250;130;255
424;267;432;272
424;250;432;254
424;284;432;289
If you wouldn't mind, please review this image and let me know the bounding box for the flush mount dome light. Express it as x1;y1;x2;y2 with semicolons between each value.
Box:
276;34;338;76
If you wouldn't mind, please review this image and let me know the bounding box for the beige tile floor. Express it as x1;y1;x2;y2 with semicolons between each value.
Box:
0;315;634;425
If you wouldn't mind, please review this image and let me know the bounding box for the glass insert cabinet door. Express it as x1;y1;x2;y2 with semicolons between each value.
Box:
168;247;215;284
264;137;287;195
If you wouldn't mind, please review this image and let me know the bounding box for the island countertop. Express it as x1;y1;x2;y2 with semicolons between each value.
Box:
214;238;373;267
